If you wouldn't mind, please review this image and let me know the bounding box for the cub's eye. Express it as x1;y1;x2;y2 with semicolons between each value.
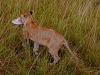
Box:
23;15;26;18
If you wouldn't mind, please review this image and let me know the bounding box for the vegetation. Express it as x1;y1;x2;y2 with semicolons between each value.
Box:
0;0;100;75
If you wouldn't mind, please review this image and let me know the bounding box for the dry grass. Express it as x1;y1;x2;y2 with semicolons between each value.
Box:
0;0;100;75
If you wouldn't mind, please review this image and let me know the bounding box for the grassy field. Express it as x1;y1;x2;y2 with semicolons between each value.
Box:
0;0;100;75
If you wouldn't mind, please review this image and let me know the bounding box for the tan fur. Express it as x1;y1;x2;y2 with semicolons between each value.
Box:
19;12;78;65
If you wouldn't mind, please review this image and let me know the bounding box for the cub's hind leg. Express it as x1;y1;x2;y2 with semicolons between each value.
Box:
49;48;60;65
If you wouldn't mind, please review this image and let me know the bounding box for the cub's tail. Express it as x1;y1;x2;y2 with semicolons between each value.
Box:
63;39;78;61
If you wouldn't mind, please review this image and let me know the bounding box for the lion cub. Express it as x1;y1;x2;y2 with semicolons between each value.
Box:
12;11;78;65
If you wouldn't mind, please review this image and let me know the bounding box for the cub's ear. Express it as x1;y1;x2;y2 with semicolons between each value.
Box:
30;11;33;15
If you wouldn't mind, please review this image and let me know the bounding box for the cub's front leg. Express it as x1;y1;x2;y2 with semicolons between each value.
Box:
23;29;29;45
33;42;39;55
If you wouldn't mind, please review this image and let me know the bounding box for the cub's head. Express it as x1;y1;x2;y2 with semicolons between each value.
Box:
12;11;33;25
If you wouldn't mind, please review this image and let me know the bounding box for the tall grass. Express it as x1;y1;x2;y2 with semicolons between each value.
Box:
0;0;100;75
